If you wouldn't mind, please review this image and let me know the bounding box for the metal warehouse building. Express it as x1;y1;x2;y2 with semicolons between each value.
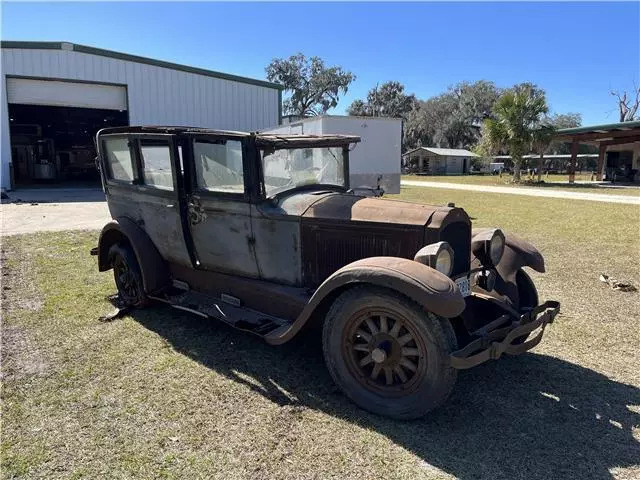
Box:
0;41;282;190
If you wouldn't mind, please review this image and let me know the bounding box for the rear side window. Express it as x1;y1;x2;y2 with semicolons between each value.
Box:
103;137;134;182
139;140;174;191
193;140;244;193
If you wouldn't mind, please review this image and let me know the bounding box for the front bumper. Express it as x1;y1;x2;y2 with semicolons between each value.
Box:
450;300;560;370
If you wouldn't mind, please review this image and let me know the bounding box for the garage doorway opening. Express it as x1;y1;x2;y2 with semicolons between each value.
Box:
8;104;128;188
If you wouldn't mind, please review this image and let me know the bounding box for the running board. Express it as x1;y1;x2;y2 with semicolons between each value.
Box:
150;290;291;337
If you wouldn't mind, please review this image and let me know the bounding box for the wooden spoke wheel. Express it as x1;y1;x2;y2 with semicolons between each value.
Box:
343;308;428;396
322;286;458;419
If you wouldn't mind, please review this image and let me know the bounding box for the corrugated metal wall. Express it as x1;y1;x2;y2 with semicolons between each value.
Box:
1;46;281;189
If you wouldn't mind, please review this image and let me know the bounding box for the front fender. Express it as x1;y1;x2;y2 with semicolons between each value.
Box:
265;257;465;345
472;228;545;276
472;229;544;309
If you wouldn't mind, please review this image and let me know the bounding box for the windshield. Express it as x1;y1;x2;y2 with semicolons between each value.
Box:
261;147;346;197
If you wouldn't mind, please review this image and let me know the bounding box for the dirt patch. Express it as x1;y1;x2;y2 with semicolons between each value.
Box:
1;325;48;381
1;246;44;312
1;244;47;380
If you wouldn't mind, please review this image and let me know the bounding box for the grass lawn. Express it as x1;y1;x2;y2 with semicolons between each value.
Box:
2;189;639;479
403;174;640;196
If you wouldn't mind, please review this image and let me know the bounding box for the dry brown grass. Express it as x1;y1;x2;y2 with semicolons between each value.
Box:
1;190;639;479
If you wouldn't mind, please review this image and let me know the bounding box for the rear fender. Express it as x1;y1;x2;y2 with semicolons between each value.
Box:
97;217;170;294
265;256;465;345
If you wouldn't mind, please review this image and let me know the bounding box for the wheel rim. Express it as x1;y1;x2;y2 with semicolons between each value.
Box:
342;308;428;396
114;256;138;300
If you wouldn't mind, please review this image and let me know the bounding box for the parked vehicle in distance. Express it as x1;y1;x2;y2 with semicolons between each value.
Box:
92;126;560;419
489;162;505;175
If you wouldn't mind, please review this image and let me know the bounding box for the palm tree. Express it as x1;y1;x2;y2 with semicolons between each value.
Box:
482;84;549;182
531;123;556;183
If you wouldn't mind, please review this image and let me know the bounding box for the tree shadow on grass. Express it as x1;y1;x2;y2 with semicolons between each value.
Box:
131;306;639;480
521;181;640;192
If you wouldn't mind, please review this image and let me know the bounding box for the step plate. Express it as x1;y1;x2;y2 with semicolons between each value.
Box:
160;290;290;337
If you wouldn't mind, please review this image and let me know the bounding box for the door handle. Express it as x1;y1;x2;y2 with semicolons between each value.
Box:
166;204;175;208
187;197;206;225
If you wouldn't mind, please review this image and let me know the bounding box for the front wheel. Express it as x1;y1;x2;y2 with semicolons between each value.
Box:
322;286;458;420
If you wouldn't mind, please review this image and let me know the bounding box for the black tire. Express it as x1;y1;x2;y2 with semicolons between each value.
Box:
513;269;539;344
109;242;148;307
322;286;458;420
516;269;539;310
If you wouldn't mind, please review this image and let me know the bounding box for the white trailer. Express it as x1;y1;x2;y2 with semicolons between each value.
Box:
264;115;402;194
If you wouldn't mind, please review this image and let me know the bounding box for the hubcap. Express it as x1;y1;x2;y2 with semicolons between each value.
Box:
343;309;427;395
371;348;387;363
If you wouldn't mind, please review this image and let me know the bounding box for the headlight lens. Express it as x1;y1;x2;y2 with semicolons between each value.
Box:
489;232;505;265
472;228;505;267
435;248;453;276
413;241;455;276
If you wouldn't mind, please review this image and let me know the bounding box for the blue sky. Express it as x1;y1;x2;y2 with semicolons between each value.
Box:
2;2;639;125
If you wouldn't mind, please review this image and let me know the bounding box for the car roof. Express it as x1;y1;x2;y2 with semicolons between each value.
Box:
97;126;360;147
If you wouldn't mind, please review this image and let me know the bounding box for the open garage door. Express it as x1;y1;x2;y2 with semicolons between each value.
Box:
7;78;127;110
7;79;128;187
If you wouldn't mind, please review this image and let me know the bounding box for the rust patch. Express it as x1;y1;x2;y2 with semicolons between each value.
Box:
303;194;446;226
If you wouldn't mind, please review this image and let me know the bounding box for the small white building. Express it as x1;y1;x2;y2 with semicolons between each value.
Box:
1;41;282;190
403;147;478;175
265;115;402;194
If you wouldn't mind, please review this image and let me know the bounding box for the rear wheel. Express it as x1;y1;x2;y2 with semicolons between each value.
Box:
109;243;147;307
322;286;458;420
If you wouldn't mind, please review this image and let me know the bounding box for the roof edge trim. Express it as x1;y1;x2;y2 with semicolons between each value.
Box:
1;40;283;91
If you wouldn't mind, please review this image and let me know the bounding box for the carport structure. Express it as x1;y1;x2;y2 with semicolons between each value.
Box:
555;120;640;183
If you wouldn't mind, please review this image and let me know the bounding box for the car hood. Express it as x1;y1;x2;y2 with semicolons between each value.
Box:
276;191;452;226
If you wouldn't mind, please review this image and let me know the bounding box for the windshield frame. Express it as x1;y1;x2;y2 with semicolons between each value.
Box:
258;144;351;199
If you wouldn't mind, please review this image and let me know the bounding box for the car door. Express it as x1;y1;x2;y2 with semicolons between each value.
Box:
119;134;191;266
185;134;259;278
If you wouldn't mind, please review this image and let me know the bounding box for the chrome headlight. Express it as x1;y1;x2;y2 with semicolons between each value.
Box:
414;241;455;276
471;229;505;267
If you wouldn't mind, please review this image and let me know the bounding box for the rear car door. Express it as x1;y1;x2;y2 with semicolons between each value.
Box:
185;134;259;278
100;133;192;267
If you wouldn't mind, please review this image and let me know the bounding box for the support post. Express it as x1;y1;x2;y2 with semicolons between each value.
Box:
569;140;578;184
596;144;606;181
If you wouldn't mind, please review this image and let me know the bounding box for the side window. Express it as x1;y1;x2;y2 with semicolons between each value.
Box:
103;137;134;182
139;140;174;191
193;140;244;194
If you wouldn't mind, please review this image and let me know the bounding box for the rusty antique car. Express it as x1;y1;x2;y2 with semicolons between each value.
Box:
92;126;559;419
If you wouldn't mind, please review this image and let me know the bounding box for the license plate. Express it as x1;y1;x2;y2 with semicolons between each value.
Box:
455;277;471;297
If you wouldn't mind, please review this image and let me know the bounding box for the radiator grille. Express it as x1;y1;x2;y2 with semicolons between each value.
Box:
302;223;422;287
302;220;470;287
439;222;471;276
